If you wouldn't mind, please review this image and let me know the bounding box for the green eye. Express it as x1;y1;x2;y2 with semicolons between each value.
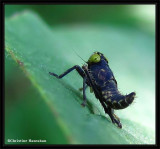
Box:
88;53;101;64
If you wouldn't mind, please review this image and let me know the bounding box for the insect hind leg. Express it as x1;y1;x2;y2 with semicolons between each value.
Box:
105;105;122;128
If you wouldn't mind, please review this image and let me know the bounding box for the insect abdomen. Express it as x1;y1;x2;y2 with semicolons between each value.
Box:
102;91;136;110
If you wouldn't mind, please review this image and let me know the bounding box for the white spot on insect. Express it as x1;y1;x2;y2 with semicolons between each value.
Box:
104;95;108;99
107;99;111;102
119;100;123;103
112;100;117;104
125;97;128;104
118;102;122;107
102;91;105;95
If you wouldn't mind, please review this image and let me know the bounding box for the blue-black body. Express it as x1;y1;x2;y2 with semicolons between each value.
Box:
87;54;135;110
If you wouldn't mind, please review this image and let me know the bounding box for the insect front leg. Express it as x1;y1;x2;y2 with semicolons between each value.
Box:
81;77;88;107
49;65;85;79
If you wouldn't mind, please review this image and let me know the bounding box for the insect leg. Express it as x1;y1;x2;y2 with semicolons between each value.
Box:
81;77;88;107
97;100;121;128
107;107;122;128
49;65;85;79
99;100;122;129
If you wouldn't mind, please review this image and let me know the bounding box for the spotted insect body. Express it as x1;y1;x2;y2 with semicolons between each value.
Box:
49;51;136;128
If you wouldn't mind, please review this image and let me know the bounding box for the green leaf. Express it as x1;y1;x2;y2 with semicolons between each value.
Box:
5;11;155;144
5;57;69;144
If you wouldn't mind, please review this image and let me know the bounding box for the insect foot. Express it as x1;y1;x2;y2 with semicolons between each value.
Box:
112;115;122;129
81;101;86;107
49;72;58;78
116;121;122;129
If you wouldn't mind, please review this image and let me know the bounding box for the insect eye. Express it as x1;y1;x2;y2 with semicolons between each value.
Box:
88;53;101;64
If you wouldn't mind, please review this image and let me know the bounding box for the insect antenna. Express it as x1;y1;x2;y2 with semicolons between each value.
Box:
73;49;87;64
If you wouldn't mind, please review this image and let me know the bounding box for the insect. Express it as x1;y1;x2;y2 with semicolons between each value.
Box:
49;52;136;128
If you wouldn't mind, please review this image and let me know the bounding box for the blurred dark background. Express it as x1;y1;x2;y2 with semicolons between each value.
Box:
5;5;155;34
